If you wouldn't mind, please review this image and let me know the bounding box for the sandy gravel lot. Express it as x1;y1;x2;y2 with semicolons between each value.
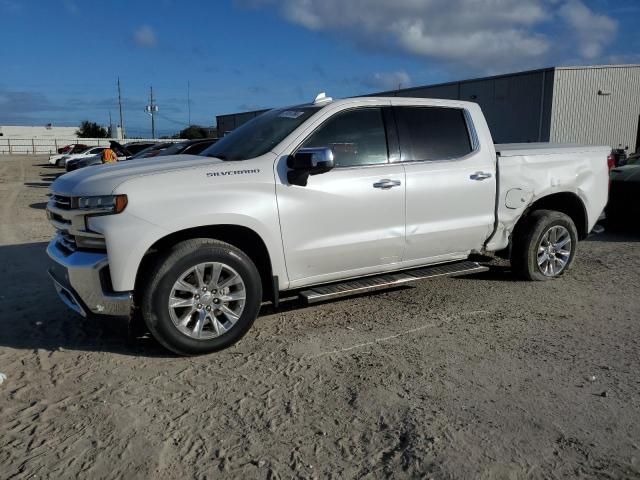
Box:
0;155;639;479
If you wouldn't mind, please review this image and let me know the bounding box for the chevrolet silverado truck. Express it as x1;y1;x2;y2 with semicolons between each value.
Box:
46;94;609;355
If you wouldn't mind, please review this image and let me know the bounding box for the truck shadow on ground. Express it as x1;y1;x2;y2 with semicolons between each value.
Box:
586;226;640;243
0;241;408;357
456;265;515;282
0;242;175;358
458;229;640;282
4;231;636;356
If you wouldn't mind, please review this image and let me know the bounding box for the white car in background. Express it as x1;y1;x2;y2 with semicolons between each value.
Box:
49;146;106;167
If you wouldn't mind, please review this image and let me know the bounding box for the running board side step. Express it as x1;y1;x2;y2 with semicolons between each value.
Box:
299;260;488;305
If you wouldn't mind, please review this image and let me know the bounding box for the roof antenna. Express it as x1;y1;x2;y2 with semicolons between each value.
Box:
313;92;333;105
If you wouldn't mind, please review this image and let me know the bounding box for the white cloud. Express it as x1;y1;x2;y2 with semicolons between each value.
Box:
133;25;158;48
241;0;618;71
365;71;413;91
559;0;617;59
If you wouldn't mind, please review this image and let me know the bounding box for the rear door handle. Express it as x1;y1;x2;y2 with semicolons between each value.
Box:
373;179;402;189
470;171;492;181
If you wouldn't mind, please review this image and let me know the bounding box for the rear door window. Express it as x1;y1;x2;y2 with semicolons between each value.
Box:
395;107;473;162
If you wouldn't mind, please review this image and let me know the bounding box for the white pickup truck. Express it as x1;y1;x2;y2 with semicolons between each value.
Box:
46;94;609;355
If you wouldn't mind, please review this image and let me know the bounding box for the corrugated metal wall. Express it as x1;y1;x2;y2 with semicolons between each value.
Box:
213;66;640;150
373;69;555;143
550;66;640;149
216;109;268;137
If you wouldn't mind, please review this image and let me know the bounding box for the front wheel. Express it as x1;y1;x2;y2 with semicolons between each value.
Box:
56;159;64;167
141;239;262;355
511;210;578;281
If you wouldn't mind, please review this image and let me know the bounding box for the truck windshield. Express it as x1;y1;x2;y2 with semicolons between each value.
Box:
202;106;321;161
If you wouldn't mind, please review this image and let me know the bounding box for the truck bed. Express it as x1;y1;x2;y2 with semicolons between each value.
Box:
485;142;610;253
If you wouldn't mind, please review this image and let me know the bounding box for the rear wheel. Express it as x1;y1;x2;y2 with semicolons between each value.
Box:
511;210;578;281
56;158;64;167
141;239;262;355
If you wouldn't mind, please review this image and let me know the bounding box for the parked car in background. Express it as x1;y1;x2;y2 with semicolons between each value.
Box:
116;141;158;158
57;143;88;154
157;138;218;157
114;139;218;161
625;152;640;165
51;146;106;167
65;140;216;171
129;142;173;159
66;141;158;172
607;161;640;228
49;144;91;166
611;146;629;166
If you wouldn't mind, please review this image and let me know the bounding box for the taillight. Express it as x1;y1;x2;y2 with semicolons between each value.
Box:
607;154;616;171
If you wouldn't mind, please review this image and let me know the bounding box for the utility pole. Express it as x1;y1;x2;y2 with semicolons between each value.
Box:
117;77;125;139
187;80;191;126
150;86;155;139
146;86;158;139
108;111;113;137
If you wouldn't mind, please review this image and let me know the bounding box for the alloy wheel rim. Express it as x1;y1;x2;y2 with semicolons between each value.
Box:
168;262;246;340
537;225;572;277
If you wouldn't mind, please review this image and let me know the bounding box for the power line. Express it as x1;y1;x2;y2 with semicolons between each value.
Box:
156;112;191;127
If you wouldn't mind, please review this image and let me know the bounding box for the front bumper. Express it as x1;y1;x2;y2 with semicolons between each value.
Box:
46;237;133;318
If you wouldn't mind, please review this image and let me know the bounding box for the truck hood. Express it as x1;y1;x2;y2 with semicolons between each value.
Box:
611;165;640;183
51;155;225;196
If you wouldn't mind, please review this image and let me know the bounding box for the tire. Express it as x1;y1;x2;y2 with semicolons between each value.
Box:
511;209;578;281
56;159;64;167
141;239;262;355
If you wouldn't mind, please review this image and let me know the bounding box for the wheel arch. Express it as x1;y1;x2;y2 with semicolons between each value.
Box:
515;191;589;240
135;225;276;302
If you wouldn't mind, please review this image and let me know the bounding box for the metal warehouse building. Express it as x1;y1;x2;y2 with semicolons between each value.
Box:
217;64;640;152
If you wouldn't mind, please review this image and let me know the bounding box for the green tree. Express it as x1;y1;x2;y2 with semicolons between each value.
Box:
76;121;109;138
178;125;208;139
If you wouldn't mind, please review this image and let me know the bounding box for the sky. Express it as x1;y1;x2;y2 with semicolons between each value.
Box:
0;0;638;137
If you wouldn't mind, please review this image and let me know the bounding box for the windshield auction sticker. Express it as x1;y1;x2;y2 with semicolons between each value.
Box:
278;111;305;119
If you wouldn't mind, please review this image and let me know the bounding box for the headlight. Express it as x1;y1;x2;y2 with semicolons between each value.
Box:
76;194;128;214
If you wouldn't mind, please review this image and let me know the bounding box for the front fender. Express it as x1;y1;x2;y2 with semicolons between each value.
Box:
92;155;287;292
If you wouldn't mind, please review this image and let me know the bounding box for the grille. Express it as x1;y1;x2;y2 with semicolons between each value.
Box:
49;211;71;226
51;194;73;210
47;193;106;253
58;231;77;253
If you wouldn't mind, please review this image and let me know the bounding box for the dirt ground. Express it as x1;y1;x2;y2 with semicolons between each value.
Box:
0;155;639;479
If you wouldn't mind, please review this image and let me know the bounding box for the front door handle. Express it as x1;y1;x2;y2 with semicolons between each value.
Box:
373;179;402;189
470;171;492;181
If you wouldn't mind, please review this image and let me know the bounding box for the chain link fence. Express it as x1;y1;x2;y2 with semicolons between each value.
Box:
0;137;165;155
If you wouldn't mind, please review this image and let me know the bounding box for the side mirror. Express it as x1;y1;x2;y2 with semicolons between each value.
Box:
287;147;335;186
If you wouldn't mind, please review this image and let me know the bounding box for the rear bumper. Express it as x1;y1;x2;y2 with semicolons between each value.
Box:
46;237;133;318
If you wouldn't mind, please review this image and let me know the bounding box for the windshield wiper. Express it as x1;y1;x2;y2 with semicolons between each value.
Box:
207;153;227;160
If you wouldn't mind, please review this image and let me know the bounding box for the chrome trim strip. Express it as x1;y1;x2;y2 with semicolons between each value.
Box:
463;108;480;151
47;202;114;217
391;107;481;165
300;261;488;304
48;271;87;317
46;239;133;317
